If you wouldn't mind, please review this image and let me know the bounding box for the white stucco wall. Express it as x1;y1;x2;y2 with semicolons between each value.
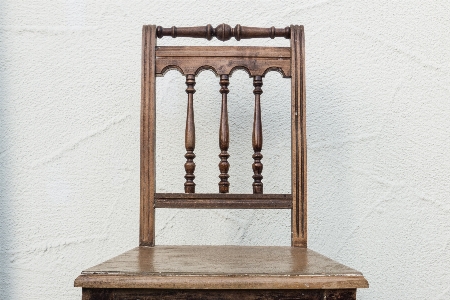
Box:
0;1;449;299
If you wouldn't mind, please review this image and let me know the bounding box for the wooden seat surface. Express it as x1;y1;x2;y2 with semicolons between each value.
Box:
74;24;368;299
75;246;368;290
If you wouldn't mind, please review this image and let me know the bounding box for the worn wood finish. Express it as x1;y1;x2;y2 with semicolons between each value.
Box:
76;24;368;299
156;46;291;58
252;76;264;194
218;75;230;193
291;25;307;248
156;24;291;41
184;75;196;193
140;25;156;246
154;193;291;209
75;246;368;290
156;46;291;77
82;288;356;300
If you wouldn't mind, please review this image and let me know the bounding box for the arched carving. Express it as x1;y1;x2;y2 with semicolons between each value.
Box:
156;46;291;78
194;65;219;77
157;63;291;78
262;67;288;78
158;65;185;77
229;66;252;78
157;64;291;78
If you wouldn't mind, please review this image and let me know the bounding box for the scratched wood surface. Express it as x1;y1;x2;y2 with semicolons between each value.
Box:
75;246;368;290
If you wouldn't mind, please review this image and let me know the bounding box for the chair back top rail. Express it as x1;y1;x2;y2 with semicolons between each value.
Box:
155;46;292;78
156;24;291;41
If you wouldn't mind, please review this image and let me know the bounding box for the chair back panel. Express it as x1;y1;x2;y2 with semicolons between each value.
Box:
140;24;306;247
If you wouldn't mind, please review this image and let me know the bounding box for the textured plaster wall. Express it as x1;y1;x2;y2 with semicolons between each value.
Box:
0;1;449;299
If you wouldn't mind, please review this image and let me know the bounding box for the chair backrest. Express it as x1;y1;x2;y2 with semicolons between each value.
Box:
140;24;306;247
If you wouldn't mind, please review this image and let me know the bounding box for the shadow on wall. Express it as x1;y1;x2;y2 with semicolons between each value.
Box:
0;2;12;298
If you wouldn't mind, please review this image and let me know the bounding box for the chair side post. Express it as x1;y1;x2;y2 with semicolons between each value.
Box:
140;25;157;246
290;25;307;247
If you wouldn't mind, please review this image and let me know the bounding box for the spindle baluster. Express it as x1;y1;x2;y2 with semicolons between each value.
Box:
218;75;230;193
184;74;196;193
156;24;291;41
252;76;263;194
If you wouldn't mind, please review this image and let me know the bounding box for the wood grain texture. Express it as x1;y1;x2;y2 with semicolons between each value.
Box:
154;193;291;209
156;24;291;41
218;75;230;193
290;25;307;248
78;24;369;299
252;76;264;194
156;46;291;77
140;25;156;246
82;288;356;300
75;246;368;290
156;46;291;57
184;75;196;193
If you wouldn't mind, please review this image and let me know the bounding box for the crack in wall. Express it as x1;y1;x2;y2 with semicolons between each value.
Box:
29;114;131;169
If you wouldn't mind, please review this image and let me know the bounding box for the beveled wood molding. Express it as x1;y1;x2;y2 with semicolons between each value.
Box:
156;46;291;78
156;24;291;41
140;24;157;246
75;274;368;290
290;25;307;248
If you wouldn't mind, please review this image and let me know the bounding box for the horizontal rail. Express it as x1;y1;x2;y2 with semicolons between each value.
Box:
156;24;290;41
155;193;292;209
155;46;292;77
156;46;291;58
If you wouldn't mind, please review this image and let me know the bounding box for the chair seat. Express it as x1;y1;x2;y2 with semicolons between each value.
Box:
74;246;368;290
74;25;368;299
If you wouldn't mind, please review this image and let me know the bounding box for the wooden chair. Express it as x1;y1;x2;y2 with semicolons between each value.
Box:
74;24;368;300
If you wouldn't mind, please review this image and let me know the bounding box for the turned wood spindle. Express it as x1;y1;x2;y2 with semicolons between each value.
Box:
184;75;196;193
156;24;291;41
218;75;230;193
252;76;263;194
